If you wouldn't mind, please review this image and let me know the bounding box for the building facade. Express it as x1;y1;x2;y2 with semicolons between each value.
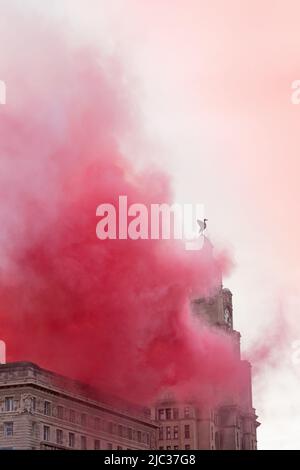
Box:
0;362;157;450
153;285;260;450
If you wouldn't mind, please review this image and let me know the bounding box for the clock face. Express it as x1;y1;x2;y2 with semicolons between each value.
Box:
224;308;232;327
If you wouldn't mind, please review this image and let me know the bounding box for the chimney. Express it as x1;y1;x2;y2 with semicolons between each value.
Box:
0;340;6;364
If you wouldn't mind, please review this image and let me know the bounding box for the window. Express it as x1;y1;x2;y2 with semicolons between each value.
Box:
81;436;87;450
94;417;100;430
4;397;13;412
69;409;75;423
137;431;141;442
43;425;50;442
185;445;190;450
158;409;164;420
173;408;179;419
236;432;239;449
4;422;13;437
44;401;51;416
184;407;190;418
184;425;190;439
108;422;113;433
57;406;64;419
174;446;179;450
166;408;172;419
81;413;86;427
32;422;37;435
118;425;123;437
159;427;163;440
56;429;63;445
146;433;150;445
174;426;179;439
107;442;112;450
31;397;36;412
94;440;100;450
215;431;221;450
69;433;75;448
166;426;171;440
128;428;133;440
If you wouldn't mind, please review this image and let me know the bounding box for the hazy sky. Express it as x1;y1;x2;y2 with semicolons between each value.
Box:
4;0;300;448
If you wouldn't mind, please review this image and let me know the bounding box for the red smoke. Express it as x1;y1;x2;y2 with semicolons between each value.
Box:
0;9;241;405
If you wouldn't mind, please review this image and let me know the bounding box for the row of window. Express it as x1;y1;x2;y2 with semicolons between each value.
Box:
43;425;98;449
158;407;191;421
3;421;120;450
159;445;191;450
44;400;149;443
158;425;190;440
2;397;149;444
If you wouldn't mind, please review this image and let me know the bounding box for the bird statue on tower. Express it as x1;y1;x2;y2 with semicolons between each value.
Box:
0;340;6;364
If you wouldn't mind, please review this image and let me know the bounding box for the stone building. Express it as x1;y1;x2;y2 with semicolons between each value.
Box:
0;361;157;450
153;285;260;450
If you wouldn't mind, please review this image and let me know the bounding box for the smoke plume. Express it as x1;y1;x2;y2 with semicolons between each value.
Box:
0;6;242;405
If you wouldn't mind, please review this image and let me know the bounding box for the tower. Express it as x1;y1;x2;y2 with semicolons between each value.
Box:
153;234;260;450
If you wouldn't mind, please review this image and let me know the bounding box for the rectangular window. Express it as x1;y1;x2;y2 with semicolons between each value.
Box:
43;425;50;442
173;408;179;419
32;422;37;435
137;430;141;442
118;425;122;436
44;401;51;416
107;442;112;450
94;417;100;430
81;413;86;427
128;428;133;440
185;444;190;450
69;409;75;423
4;422;13;437
159;427;163;440
81;436;87;450
94;440;100;450
32;397;36;412
184;425;190;439
166;408;172;419
69;433;75;448
56;429;63;445
174;426;179;439
184;407;190;418
4;397;14;412
158;409;164;420
166;426;171;440
57;406;64;419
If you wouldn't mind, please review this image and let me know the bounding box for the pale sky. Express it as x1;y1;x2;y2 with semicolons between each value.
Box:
4;0;300;449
